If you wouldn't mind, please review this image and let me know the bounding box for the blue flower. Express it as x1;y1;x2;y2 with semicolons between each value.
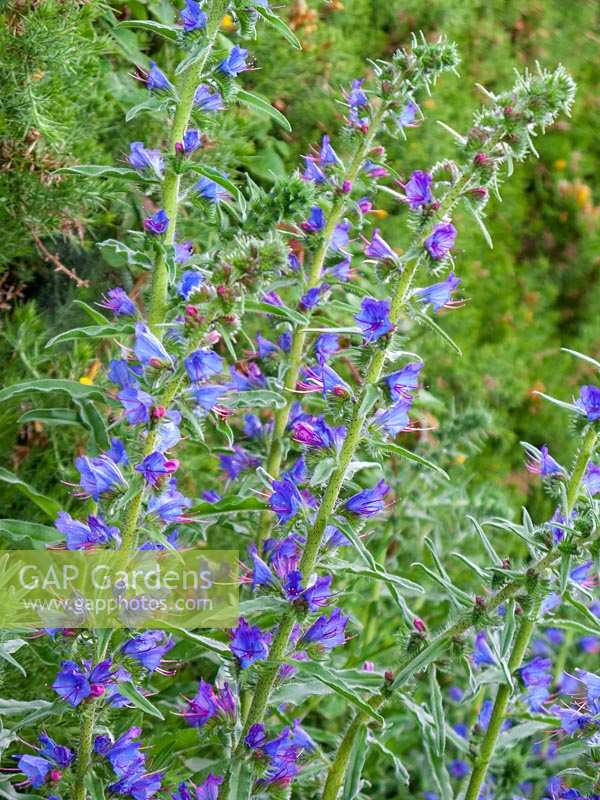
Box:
415;272;461;312
192;384;227;412
374;397;412;435
526;445;564;477
319;135;340;166
108;359;142;389
355;297;393;342
177;270;203;299
345;479;390;516
182;128;202;153
301;608;348;650
218;45;249;77
583;462;600;495
195;175;231;203
135;451;179;488
330;220;351;252
301;206;326;233
219;446;259;479
53;659;113;707
16;755;52;788
175;240;194;263
347;78;368;108
122;631;174;672
303;157;326;184
230;618;270;668
143;208;169;235
94;727;145;777
292;417;346;450
472;631;496;667
363;228;396;261
128;142;164;177
134;322;173;366
118;386;154;425
180;0;207;31
576;385;600;421
404;170;433;209
146;62;172;91
107;437;129;465
244;723;267;749
397;100;418;127
327;255;352;281
55;512;120;550
449;759;469;779
39;733;73;768
301;575;333;611
147;480;191;522
269;476;303;523
99;287;136;317
194;84;224;111
385;362;424;399
424;222;457;260
298;363;352;397
299;285;326;311
109;770;164;799
185;349;224;382
75;455;126;500
196;774;223;800
315;333;340;364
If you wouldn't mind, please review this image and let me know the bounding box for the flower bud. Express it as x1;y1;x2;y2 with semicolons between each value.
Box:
384;670;394;684
90;683;105;698
413;616;426;633
204;330;221;346
49;769;62;783
152;405;166;419
342;179;352;194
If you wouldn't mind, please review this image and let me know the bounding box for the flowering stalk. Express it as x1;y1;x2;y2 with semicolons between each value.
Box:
73;701;98;800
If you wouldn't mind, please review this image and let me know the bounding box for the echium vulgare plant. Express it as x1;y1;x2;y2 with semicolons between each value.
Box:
2;2;597;800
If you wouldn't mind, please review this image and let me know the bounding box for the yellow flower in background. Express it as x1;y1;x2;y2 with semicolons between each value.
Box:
554;158;567;171
221;14;236;32
79;359;101;385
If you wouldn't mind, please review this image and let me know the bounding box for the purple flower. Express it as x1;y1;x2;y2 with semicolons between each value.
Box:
122;631;174;672
230;363;266;390
109;770;163;799
218;45;249;77
330;220;351;252
448;686;464;703
220;446;259;479
196;774;223;800
144;208;169;235
55;512;119;550
323;525;350;548
175;240;194;263
256;333;278;358
363;228;396;261
345;479;390;516
135;452;179;488
128;142;164;177
472;631;496;667
315;333;340;363
404;170;433;209
75;454;126;500
424;222;457;260
95;727;145;777
577;670;600;713
319;135;340;166
303;157;326;183
53;659;113;707
449;759;469;779
576;385;600;421
16;755;52;788
245;723;267;749
374;397;412;435
385;362;424;399
301;575;333;611
397;100;418;127
146;62;172;92
39;733;73;768
194;84;224;112
526;445;564;477
583;462;600;495
118;386;154;425
134;322;173;367
301;608;348;650
362;160;388;178
302;206;326;233
550;705;592;735
328;255;352;281
185;349;224;382
269;477;303;523
98;287;136;317
248;544;277;590
195;175;231;204
292;417;346;450
355;297;393;342
147;480;191;522
182;128;202;153
180;0;207;31
415;272;461;312
347;78;368;108
299;285;325;311
547;507;575;543
107;437;129;466
230;618;270;668
298;362;352;397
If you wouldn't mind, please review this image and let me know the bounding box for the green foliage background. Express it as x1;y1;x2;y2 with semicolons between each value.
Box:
1;0;599;522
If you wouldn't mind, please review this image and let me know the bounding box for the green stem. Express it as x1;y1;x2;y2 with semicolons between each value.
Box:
148;1;226;334
321;425;598;800
72;700;98;800
256;103;388;543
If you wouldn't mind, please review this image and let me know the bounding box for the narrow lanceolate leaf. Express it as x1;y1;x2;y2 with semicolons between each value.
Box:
186;164;242;202
59;165;141;180
245;299;308;327
175;42;210;75
115;19;179;41
0;519;62;546
428;665;446;757
226;390;287;410
236;89;292;132
188;496;267;516
414;309;463;356
343;725;368;799
46;322;135;348
117;682;165;720
0;379;105;404
72;300;109;325
377;441;449;480
390;635;452;692
367;733;410;784
292;661;384;725
0;470;61;520
162;626;231;656
18;408;80;427
254;6;302;49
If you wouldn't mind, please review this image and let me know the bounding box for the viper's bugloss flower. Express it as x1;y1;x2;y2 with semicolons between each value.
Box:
109;770;164;800
185;349;224;382
347;78;368;108
526;445;564;477
55;512;120;550
415;272;461;312
175;240;194;264
128;142;164;177
134;322;173;367
99;287;136;317
218;45;249;77
195;175;231;203
385;362;424;399
146;62;173;91
230;618;271;668
397;100;418;127
546;506;575;543
75;454;127;500
315;333;340;363
328;255;352;281
299;285;325;311
107;437;129;466
256;333;278;358
118;386;154;425
108;359;142;390
362;160;388;179
230;363;267;390
180;0;207;31
53;659;113;707
374;397;412;435
323;524;350;548
147;479;191;522
404;170;433;209
94;727;145;777
345;479;390;516
570;559;592;585
583;462;600;495
135;451;179;488
220;446;260;479
292;417;346;450
357;196;373;214
577;670;600;713
15;732;74;788
576;385;600;421
245;723;267;749
194;84;224;111
472;631;496;667
144;209;169;235
195;774;223;800
38;733;73;768
301;608;348;650
269;476;303;523
301;575;333;611
448;686;464;703
363;228;396;261
177;270;203;301
355;297;393;342
248;544;277;590
303;157;326;184
297;363;351;396
520;656;552;710
320;135;341;166
122;631;174;672
449;760;469;779
331;220;351;252
550;705;592;735
424;222;457;259
182;128;202;153
301;206;326;233
15;754;54;788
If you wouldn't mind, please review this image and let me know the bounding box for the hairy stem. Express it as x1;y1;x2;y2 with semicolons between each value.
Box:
73;701;97;800
148;0;226;334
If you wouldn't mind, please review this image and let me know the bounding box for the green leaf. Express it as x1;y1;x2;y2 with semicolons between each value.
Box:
163;626;231;656
0;469;60;519
0;639;28;677
245;298;307;327
330;559;424;596
46;322;134;348
72;300;109;325
18;408;80;427
236;89;292;132
188;496;267;516
0;519;62;546
254;6;302;49
117;682;164;720
75;399;111;452
293;661;384;725
125;97;163;123
59;165;140;180
415;309;462;356
376;441;449;480
226;390;287;410
175;42;210;76
343;725;368;799
547;618;600;637
0;379;105;404
532;391;581;416
0;698;53;716
429;665;446;757
390;636;452;692
368;733;409;784
115;19;179;41
187;164;242;202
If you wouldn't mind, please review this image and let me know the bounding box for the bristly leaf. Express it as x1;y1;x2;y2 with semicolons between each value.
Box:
236;89;292;132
